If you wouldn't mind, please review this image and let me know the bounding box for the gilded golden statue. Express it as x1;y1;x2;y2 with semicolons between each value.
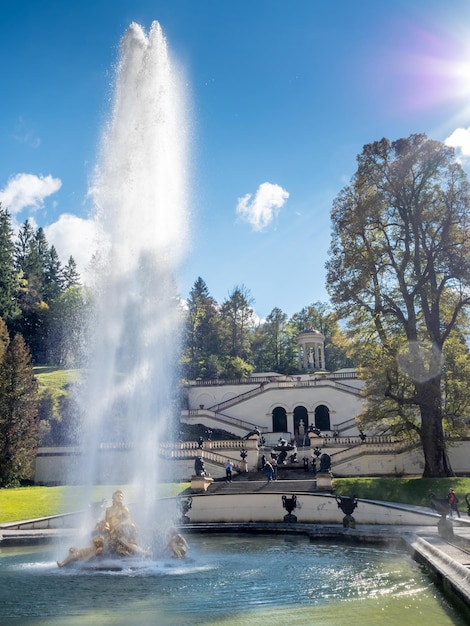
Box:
57;490;151;567
97;489;148;557
165;528;189;559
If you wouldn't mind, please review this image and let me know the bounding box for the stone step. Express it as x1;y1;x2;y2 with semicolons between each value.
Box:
207;479;318;494
234;468;316;481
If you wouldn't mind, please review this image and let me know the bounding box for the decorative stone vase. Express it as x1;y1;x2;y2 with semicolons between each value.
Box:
335;495;358;529
282;494;298;523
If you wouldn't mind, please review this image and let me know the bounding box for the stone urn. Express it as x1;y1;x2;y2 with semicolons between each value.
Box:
282;494;298;523
335;495;358;528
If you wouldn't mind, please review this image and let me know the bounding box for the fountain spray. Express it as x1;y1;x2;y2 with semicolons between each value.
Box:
70;21;190;543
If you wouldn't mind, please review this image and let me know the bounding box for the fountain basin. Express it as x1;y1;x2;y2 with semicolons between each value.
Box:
1;533;467;625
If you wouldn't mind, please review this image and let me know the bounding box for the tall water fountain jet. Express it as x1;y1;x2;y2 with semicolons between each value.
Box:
72;21;189;540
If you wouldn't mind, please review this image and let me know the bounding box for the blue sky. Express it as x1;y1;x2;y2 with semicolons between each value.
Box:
1;0;470;319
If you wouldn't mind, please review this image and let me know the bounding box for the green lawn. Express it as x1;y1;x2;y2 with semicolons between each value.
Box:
1;478;469;524
333;477;470;508
0;484;191;524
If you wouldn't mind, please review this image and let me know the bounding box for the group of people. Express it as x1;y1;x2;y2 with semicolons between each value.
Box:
303;456;317;473
260;455;278;481
57;490;188;567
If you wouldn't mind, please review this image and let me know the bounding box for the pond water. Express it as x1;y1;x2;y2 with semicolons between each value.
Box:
0;534;466;625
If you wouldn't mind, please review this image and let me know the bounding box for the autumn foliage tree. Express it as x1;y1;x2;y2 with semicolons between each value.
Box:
326;134;470;477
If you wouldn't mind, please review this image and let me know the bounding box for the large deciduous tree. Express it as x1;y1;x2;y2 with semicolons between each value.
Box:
326;134;470;477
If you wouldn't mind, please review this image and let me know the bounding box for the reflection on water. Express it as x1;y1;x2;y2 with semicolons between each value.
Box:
0;535;466;625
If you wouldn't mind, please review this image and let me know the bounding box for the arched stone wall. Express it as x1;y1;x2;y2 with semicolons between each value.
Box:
314;404;331;431
293;405;309;437
272;406;288;432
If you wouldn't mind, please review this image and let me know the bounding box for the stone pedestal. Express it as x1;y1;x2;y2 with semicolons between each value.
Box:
437;516;454;539
190;475;214;493
341;514;356;529
316;472;333;492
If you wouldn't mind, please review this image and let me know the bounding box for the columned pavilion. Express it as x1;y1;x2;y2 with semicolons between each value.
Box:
297;329;325;371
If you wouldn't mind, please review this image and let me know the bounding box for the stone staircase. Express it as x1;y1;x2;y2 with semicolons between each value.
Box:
206;467;318;494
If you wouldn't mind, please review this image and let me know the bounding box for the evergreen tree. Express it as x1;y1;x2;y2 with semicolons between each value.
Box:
14;219;35;274
33;227;49;280
251;307;297;373
0;205;20;324
220;285;255;361
183;277;221;379
15;221;54;298
43;245;64;303
12;272;48;363
0;325;39;486
15;223;48;295
62;256;81;288
47;286;89;366
0;317;9;359
13;223;63;362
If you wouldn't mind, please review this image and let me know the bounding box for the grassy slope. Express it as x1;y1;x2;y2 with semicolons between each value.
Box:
1;479;469;524
34;366;82;417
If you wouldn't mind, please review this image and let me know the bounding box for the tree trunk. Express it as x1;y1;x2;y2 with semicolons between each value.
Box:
418;377;452;477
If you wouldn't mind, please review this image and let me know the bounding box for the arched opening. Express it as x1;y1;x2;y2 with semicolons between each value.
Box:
272;407;287;433
315;405;331;431
293;405;309;439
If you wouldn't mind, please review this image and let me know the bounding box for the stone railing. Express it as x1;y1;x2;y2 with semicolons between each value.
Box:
160;439;257;452
326;437;414;465
184;376;271;386
319;435;396;448
167;447;244;471
207;386;268;412
182;409;261;433
184;371;358;387
332;417;357;432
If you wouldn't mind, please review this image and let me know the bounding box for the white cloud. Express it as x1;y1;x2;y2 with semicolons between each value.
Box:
236;182;289;231
445;126;470;158
0;172;100;281
45;214;100;279
0;173;62;215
